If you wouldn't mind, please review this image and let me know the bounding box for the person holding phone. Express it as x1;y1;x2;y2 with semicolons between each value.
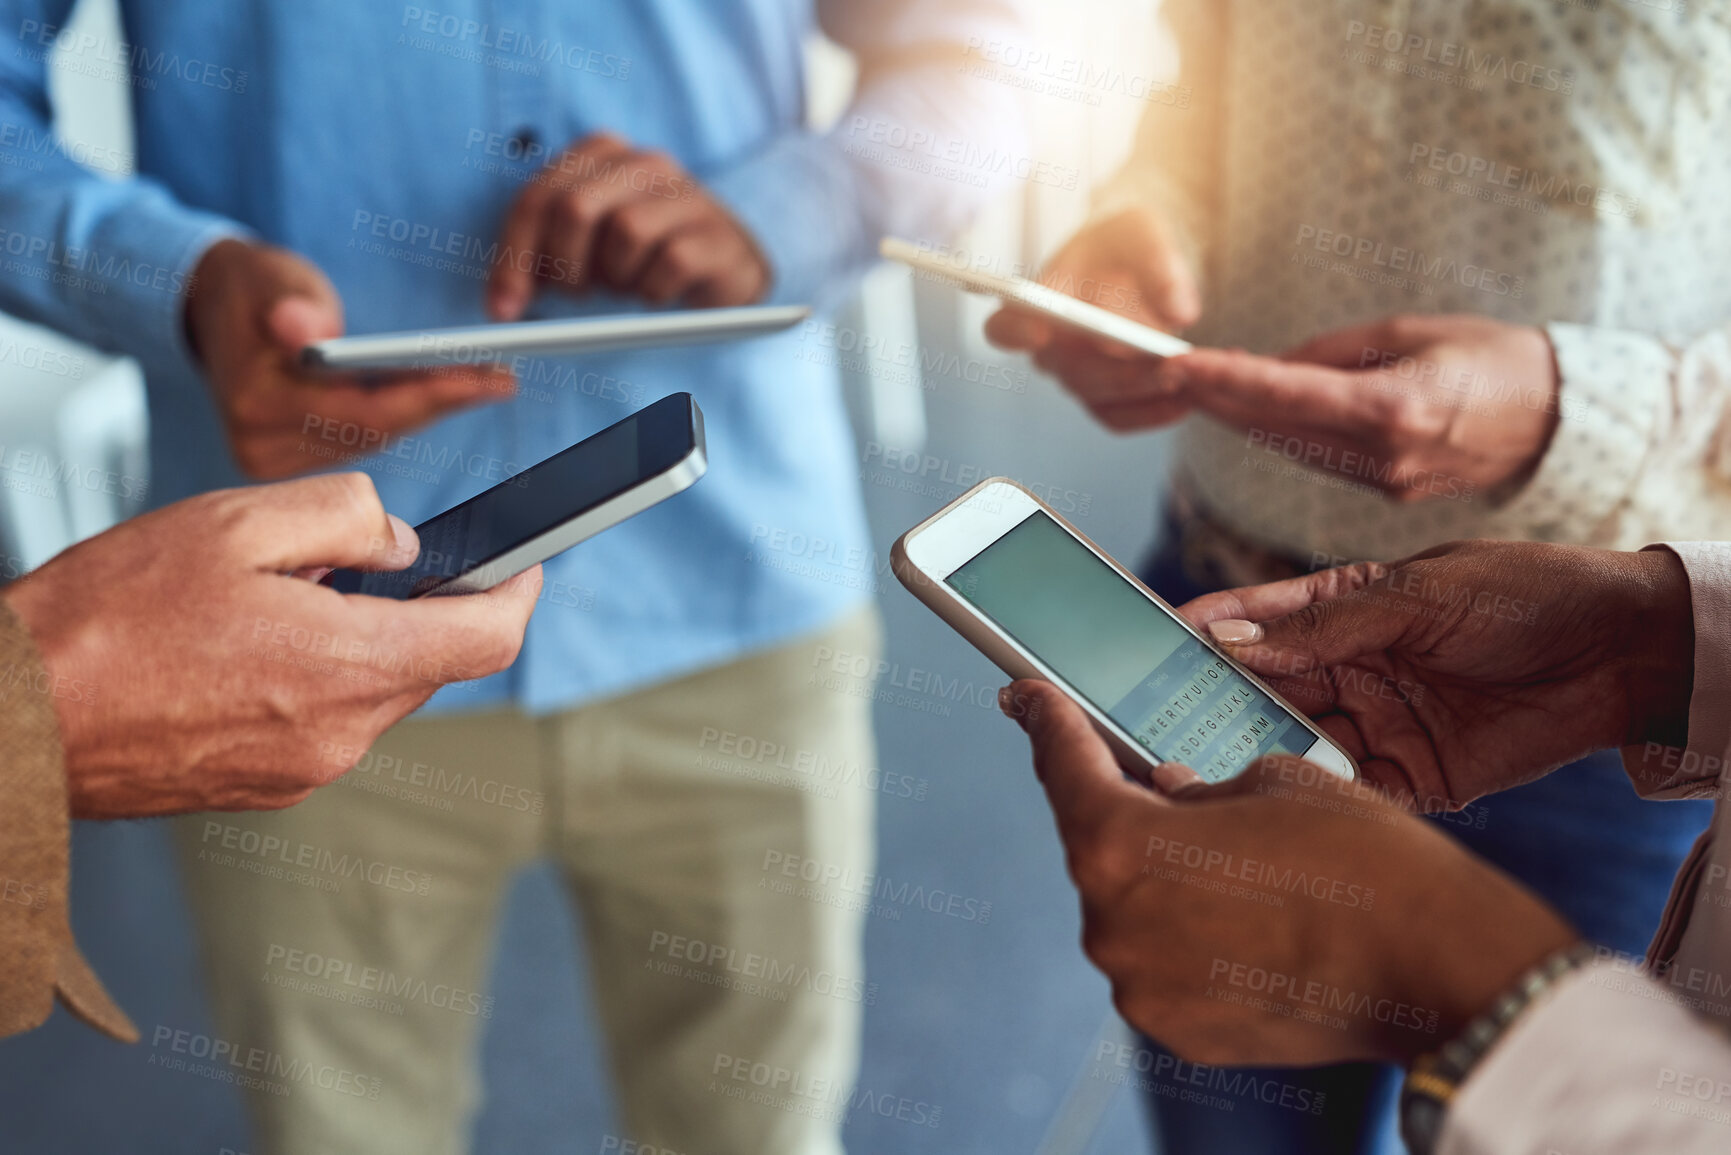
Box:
1;473;538;1041
891;478;1360;787
0;3;1030;1152
985;3;1731;1150
1007;535;1731;1154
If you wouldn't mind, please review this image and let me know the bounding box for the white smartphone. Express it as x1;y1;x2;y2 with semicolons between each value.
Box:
879;237;1193;360
892;478;1356;786
300;305;811;373
323;392;705;598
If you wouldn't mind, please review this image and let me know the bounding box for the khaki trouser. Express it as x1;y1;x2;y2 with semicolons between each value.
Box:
172;608;881;1155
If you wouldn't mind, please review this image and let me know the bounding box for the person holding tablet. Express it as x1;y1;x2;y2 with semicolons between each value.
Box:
985;2;1731;1152
1008;535;1731;1154
0;4;1030;1153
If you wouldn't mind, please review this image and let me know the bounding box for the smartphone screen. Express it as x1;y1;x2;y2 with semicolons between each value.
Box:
946;511;1313;783
326;393;694;599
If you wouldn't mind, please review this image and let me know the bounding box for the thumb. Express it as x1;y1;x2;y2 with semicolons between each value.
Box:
258;252;346;352
267;295;344;355
220;473;417;573
984;305;1054;351
1205;594;1415;706
1145;243;1201;331
1009;681;1163;848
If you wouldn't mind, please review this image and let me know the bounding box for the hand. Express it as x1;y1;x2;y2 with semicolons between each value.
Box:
1008;681;1579;1066
984;205;1201;431
1176;540;1695;810
486;132;770;319
185;239;516;479
1167;314;1562;501
1;473;542;819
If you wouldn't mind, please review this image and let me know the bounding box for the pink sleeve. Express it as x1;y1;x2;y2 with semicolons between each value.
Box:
1441;961;1731;1155
1619;543;1731;798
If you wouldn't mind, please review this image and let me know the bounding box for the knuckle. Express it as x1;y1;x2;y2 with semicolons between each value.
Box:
1348;559;1390;589
332;470;383;513
721;278;763;308
553;192;595;230
1080;921;1121;972
1224;348;1263;379
203;488;260;540
1284;600;1333;645
1108;985;1158;1035
611;202;656;245
659;237;705;281
1133;214;1174;255
1386;400;1446;447
1321;560;1386;599
1069;842;1134;895
1379;313;1423;347
1109;204;1159;242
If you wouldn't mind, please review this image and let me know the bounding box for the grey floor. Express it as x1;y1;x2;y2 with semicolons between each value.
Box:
0;344;1172;1154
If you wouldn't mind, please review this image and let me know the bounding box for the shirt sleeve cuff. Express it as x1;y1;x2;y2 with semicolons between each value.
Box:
1491;323;1669;542
73;189;251;385
0;598;135;1044
1442;961;1731;1155
1621;542;1731;796
706;132;869;310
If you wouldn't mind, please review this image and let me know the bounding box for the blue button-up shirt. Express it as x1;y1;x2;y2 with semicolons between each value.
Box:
0;0;1028;713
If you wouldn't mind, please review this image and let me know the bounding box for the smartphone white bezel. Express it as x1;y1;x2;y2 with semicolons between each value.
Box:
301;305;812;372
878;238;1193;360
891;477;1357;785
426;402;707;596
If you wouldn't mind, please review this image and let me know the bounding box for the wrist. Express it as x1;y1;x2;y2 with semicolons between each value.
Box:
1484;325;1562;498
1413;920;1581;1063
1619;547;1695;748
183;237;255;366
1517;326;1563;476
1380;851;1579;1065
1399;940;1596;1154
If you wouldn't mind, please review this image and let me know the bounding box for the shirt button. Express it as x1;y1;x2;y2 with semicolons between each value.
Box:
510;127;540;157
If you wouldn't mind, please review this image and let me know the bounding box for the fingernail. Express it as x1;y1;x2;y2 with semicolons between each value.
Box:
387;514;419;558
999;684;1045;731
1208;619;1262;646
1150;761;1205;794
